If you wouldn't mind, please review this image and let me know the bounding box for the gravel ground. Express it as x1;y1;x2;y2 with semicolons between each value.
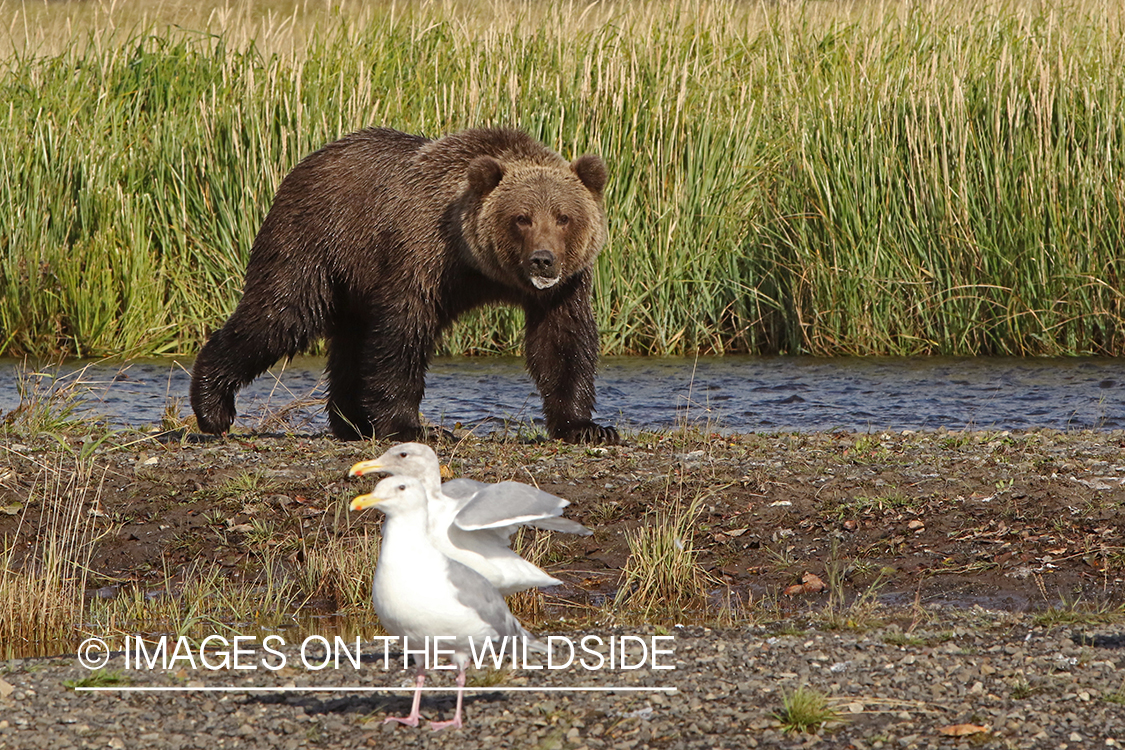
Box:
3;614;1125;749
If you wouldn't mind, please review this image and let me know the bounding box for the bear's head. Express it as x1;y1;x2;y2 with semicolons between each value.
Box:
462;154;607;293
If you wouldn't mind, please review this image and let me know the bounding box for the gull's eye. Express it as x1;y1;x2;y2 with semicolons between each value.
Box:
398;452;408;458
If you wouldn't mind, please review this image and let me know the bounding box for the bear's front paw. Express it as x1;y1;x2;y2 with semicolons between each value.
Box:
418;425;456;444
194;397;236;435
556;421;620;445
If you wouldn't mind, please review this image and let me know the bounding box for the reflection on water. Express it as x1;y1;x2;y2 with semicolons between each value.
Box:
0;355;1120;433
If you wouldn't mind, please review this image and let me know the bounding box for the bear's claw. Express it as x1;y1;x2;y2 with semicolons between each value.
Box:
557;421;620;445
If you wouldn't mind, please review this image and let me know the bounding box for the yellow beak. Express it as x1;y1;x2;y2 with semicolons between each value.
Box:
348;459;386;478
349;491;382;512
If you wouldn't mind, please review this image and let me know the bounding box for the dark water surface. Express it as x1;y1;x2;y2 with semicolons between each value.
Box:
0;356;1121;433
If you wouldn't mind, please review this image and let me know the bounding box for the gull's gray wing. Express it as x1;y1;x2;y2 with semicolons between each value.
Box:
452;481;590;535
524;516;592;535
441;478;488;502
446;558;528;639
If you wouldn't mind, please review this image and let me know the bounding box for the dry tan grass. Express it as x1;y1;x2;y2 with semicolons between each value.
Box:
613;487;716;622
1;455;103;658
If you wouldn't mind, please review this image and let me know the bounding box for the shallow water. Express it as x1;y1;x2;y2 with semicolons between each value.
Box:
0;355;1121;433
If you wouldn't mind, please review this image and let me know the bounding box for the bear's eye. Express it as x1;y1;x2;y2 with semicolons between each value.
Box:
515;214;532;227
556;214;570;226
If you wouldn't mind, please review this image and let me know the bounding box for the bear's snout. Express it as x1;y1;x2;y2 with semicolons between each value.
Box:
528;249;560;289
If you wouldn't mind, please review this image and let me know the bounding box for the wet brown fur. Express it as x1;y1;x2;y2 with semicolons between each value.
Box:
190;127;617;443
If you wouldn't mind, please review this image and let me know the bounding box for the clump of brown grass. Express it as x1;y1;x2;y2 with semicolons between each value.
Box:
299;529;381;614
613;489;716;622
90;548;307;641
507;527;556;624
0;457;103;658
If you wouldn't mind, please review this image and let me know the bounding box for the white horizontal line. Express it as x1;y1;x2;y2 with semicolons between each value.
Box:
74;686;677;693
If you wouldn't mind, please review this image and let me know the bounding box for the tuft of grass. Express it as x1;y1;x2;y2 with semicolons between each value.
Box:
244;518;282;548
1009;678;1037;701
883;630;956;649
159;397;195;433
613;490;715;622
0;456;103;658
2;365;94;437
774;685;845;734
467;668;510;689
298;529;381;615
64;669;129;690
200;470;278;503
1106;676;1125;705
764;542;799;572
90;550;308;640
1031;597;1125;628
882;632;927;648
827;492;917;521
816;540;889;631
771;622;809;638
507;527;556;625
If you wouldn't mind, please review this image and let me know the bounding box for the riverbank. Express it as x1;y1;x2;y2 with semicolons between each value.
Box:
4;427;1124;640
2;425;1124;745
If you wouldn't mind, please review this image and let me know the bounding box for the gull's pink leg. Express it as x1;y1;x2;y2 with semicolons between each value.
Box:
429;668;466;731
385;669;425;727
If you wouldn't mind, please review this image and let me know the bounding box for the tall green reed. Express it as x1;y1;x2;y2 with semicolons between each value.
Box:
750;2;1125;355
0;0;1121;358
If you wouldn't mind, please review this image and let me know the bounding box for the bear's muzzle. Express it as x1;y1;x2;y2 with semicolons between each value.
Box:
528;249;560;289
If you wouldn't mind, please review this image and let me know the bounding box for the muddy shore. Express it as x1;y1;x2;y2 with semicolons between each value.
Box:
2;427;1124;747
5;427;1123;614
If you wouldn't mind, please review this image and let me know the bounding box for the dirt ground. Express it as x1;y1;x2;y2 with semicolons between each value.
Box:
3;426;1124;642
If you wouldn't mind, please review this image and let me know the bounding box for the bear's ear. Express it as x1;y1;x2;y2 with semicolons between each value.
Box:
571;154;607;197
467;156;505;197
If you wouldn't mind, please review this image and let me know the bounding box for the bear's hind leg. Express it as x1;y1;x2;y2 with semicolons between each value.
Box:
325;326;375;440
191;323;305;435
326;321;429;441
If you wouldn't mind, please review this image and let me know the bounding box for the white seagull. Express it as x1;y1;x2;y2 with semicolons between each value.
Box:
351;475;545;730
348;442;590;595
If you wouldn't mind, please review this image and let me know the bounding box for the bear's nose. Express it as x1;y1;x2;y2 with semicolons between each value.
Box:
528;249;558;278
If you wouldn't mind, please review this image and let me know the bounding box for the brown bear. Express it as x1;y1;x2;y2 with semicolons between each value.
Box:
190;127;618;444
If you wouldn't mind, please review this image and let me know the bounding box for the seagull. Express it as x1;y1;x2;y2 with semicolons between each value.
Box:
351;475;546;730
348;442;590;595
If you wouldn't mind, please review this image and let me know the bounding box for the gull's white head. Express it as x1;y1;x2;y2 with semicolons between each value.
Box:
348;442;439;481
349;475;428;514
